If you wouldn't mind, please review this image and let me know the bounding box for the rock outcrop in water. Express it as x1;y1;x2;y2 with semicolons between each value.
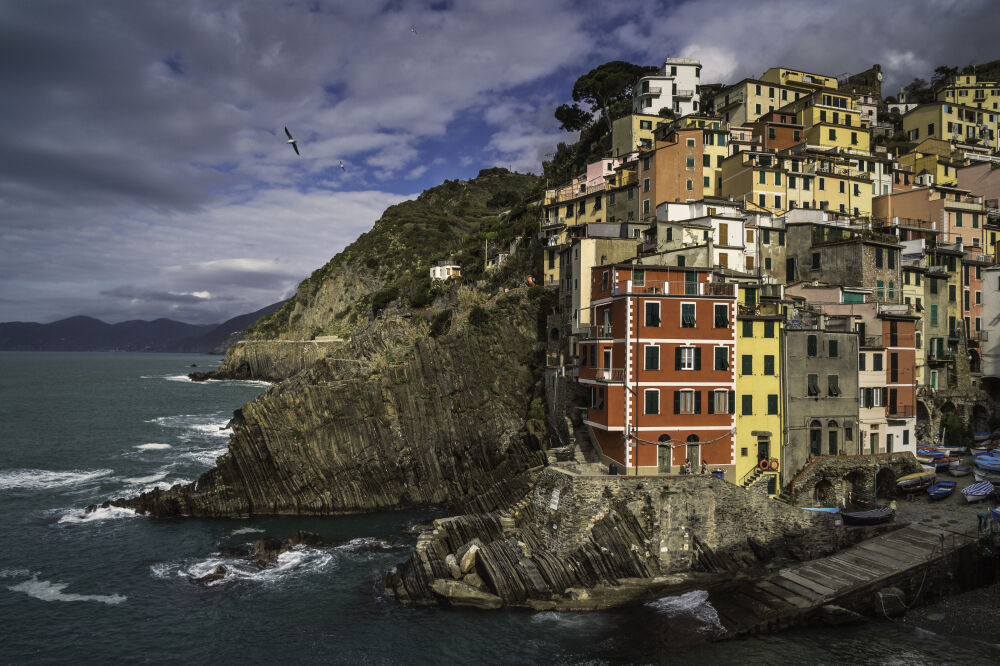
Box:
386;469;873;611
115;288;550;517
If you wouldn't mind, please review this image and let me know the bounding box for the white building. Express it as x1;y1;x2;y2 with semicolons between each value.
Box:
632;58;702;117
430;264;461;281
982;266;1000;379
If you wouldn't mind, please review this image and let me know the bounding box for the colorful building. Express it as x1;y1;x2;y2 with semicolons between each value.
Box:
578;265;737;475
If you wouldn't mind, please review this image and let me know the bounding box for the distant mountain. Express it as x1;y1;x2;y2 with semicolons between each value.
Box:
0;302;285;353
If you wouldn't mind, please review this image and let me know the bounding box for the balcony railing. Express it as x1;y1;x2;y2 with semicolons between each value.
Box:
607;279;736;297
639;86;662;96
588;324;614;339
675;89;694;98
595;367;626;383
887;405;915;418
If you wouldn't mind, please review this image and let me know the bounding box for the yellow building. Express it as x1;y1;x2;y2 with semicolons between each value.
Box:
902;102;999;148
611;113;665;158
720;149;873;217
761;67;839;90
777;89;870;153
712;78;811;126
735;295;783;495
936;73;1000;112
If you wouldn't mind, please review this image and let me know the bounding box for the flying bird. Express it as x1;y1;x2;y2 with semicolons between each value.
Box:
284;126;299;155
410;25;417;34
339;160;346;171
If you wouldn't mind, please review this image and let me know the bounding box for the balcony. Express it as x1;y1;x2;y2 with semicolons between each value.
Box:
588;324;614;339
609;279;736;298
675;89;695;98
638;86;663;96
595;367;626;383
943;199;983;212
887;405;915;419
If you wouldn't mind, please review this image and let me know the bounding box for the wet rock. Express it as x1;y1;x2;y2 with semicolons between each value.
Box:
459;543;480;574
445;554;462;580
429;579;503;610
821;604;866;625
251;536;285;566
196;565;227;584
463;573;485;590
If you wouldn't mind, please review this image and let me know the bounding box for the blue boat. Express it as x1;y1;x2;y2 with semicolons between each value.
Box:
973;454;1000;472
962;481;995;503
992;508;1000;522
917;448;946;460
934;458;956;470
802;507;840;513
926;481;956;500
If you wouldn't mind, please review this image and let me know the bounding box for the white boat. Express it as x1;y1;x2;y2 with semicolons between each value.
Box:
921;464;937;474
961;481;995;503
974;468;1000;483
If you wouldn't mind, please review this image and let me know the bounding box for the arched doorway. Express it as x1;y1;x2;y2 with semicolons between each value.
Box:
810;420;822;456
969;350;981;374
686;435;701;470
814;479;836;506
657;435;672;473
846;470;868;506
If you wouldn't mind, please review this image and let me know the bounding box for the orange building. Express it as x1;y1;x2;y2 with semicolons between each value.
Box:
880;313;918;452
750;110;804;152
578;265;737;474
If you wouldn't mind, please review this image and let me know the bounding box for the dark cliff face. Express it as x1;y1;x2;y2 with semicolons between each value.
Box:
117;289;550;517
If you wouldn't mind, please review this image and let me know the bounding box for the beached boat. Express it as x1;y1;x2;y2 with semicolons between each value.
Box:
896;472;935;492
949;465;972;477
973;455;1000;472
939;445;968;456
921;464;938;474
841;507;895;526
926;481;956;500
961;481;995;503
801;507;840;513
992;508;1000;522
974;468;1000;483
917;448;945;460
934;458;956;470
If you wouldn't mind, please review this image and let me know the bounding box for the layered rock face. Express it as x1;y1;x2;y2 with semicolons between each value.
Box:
200;340;346;382
118;290;549;517
387;468;862;610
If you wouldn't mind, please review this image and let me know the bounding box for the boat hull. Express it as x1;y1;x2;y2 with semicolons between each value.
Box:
842;508;895;526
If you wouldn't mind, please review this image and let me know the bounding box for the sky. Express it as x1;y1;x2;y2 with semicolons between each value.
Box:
2;0;998;325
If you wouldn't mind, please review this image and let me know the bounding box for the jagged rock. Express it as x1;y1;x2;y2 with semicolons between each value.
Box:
287;531;323;548
445;554;462;580
195;565;227;584
251;537;285;566
429;579;503;610
115;290;550;518
459;544;480;574
462;573;485;590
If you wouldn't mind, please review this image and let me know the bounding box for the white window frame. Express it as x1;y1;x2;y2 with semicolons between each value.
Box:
681;301;697;327
713;389;728;414
680;346;695;370
678;389;695;414
645;301;660;326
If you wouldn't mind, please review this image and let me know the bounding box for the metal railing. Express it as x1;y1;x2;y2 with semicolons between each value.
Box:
588;325;614;339
606;279;736;297
594;367;626;383
887;404;915;418
675;89;694;98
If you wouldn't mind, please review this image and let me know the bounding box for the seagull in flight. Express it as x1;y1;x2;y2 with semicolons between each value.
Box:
410;25;417;34
284;126;299;155
339;160;346;171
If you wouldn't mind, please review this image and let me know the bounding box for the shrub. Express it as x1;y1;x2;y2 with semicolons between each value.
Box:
527;397;545;420
468;306;489;326
429;309;453;338
371;287;399;316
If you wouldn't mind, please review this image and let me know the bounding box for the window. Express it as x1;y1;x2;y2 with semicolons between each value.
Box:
742;394;753;415
828;375;841;396
775;172;782;186
810;420;822;455
873;353;883;371
839;181;845;194
645;301;660;326
742;354;753;375
764;321;774;338
828;428;838;455
704;176;710;188
764;355;775;375
829;128;836;141
812;252;821;269
681;303;696;327
767;394;778;415
949;285;956;302
875;248;883;268
859;352;866;371
930;304;938;326
675;389;696;414
645;389;660;415
714;304;728;328
678;346;698;370
703;154;711;167
643;178;650;193
643;200;650;215
807;335;817;356
712;390;729;414
819;177;825;190
686;179;693;191
793;129;800;142
686;138;696;147
759;194;766;208
759;171;766;184
714;346;729;371
686;157;695;169
829;339;838;358
645;345;660;370
807;373;820;396
775;195;782;208
742;320;753;337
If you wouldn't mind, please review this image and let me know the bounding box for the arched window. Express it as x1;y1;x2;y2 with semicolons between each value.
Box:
827;420;839;455
810;420;822;456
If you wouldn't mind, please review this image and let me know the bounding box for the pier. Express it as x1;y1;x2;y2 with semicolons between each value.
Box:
708;516;986;637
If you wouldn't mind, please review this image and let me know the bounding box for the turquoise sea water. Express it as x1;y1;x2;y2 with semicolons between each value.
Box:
1;351;998;664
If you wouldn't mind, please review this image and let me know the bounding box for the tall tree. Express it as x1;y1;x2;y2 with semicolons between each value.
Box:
554;103;593;132
570;61;658;132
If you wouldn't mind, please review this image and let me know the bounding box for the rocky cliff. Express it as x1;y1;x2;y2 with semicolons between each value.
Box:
386;468;874;611
115;287;551;517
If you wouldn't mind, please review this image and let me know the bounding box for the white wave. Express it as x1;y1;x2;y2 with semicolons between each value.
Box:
8;577;126;605
336;537;404;553
645;590;725;634
134;443;172;450
530;611;602;628
164;374;194;383
115;477;191;499
231;527;265;535
153;546;335;587
179;447;228;466
0;468;112;491
147;413;232;443
124;471;168;484
0;569;33;579
58;505;138;524
206;379;273;388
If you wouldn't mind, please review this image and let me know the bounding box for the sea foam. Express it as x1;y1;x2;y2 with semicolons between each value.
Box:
134;443;172;450
7;577;126;605
57;505;138;524
0;468;112;491
645;590;725;635
154;546;335;587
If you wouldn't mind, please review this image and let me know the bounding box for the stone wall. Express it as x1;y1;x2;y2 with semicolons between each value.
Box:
785;452;922;506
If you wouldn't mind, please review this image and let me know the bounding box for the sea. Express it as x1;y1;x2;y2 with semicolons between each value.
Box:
1;351;998;665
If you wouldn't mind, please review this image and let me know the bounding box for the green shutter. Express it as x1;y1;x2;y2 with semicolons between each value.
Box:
694;347;702;370
728;390;735;414
674;391;680;414
694;391;701;414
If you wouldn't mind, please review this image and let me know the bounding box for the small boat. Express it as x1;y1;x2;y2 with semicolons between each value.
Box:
939;445;968;455
802;507;840;513
973;455;1000;473
974;431;992;443
992;508;1000;522
926;481;956;500
961;481;995;503
916;455;936;465
921;464;937;474
896;472;936;492
974;468;1000;483
934;458;956;470
842;507;895;526
949;465;972;477
917;448;945;460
